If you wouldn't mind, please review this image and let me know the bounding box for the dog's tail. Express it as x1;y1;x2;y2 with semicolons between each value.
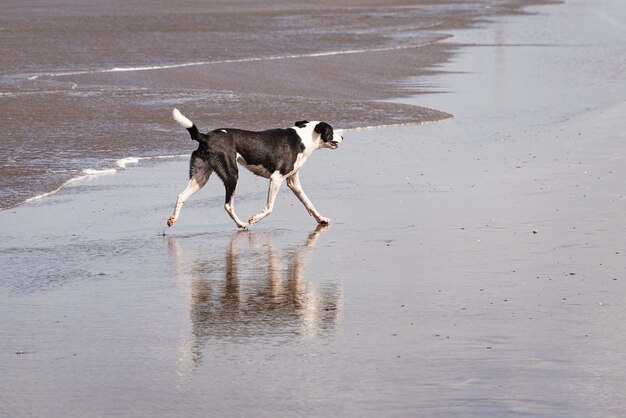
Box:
172;108;201;141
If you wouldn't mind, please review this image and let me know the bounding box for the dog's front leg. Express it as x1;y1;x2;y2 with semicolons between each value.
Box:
286;171;330;224
248;173;285;226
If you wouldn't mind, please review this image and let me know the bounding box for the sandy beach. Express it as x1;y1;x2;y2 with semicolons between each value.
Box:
2;0;626;416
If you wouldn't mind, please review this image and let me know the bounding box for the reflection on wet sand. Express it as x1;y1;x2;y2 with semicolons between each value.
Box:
168;226;341;368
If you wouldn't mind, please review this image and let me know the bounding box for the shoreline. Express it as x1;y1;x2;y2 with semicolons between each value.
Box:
2;115;460;211
15;154;186;210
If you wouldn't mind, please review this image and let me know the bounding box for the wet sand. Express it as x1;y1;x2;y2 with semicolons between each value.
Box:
0;0;548;209
3;0;626;417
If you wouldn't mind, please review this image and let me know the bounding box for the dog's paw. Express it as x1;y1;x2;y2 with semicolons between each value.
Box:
238;217;252;229
248;213;264;226
167;216;176;227
317;216;331;225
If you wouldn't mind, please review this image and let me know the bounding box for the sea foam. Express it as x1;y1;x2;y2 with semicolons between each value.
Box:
14;154;188;209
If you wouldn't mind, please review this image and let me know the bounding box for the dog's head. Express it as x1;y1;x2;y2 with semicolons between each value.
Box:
295;120;343;150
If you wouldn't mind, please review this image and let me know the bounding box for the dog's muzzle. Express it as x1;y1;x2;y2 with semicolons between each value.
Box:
328;134;343;149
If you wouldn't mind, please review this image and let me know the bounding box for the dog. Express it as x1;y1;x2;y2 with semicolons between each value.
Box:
166;108;343;229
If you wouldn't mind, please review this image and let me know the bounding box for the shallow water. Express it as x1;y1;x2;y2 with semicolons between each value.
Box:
0;0;543;209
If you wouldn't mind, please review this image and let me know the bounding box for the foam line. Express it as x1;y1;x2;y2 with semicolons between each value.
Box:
116;157;140;168
30;36;454;80
340;114;455;133
16;154;187;208
82;168;117;176
23;174;91;204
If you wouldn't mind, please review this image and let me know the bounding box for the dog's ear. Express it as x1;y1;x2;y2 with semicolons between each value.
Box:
295;120;309;128
314;122;334;142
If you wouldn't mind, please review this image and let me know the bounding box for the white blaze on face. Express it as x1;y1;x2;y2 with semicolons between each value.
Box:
293;121;320;152
333;129;344;144
329;131;344;148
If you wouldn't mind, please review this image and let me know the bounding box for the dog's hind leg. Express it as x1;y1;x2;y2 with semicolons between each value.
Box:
213;154;249;229
167;154;212;227
223;177;250;229
286;171;330;224
248;172;285;226
224;185;249;229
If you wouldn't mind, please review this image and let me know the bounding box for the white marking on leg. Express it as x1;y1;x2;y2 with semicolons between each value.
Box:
248;171;285;226
168;177;205;227
287;171;329;224
222;182;248;229
224;197;249;229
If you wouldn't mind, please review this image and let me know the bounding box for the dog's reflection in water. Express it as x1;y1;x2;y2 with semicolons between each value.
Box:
168;225;341;368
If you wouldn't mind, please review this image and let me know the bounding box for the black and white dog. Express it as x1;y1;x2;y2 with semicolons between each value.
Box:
166;109;343;229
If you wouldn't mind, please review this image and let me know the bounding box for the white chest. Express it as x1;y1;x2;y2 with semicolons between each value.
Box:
291;153;309;173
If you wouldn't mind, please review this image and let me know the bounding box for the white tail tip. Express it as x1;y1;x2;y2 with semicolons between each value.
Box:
172;108;194;129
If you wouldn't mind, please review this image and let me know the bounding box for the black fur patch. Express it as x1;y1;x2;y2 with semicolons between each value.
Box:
314;122;334;143
195;128;307;179
295;120;309;128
